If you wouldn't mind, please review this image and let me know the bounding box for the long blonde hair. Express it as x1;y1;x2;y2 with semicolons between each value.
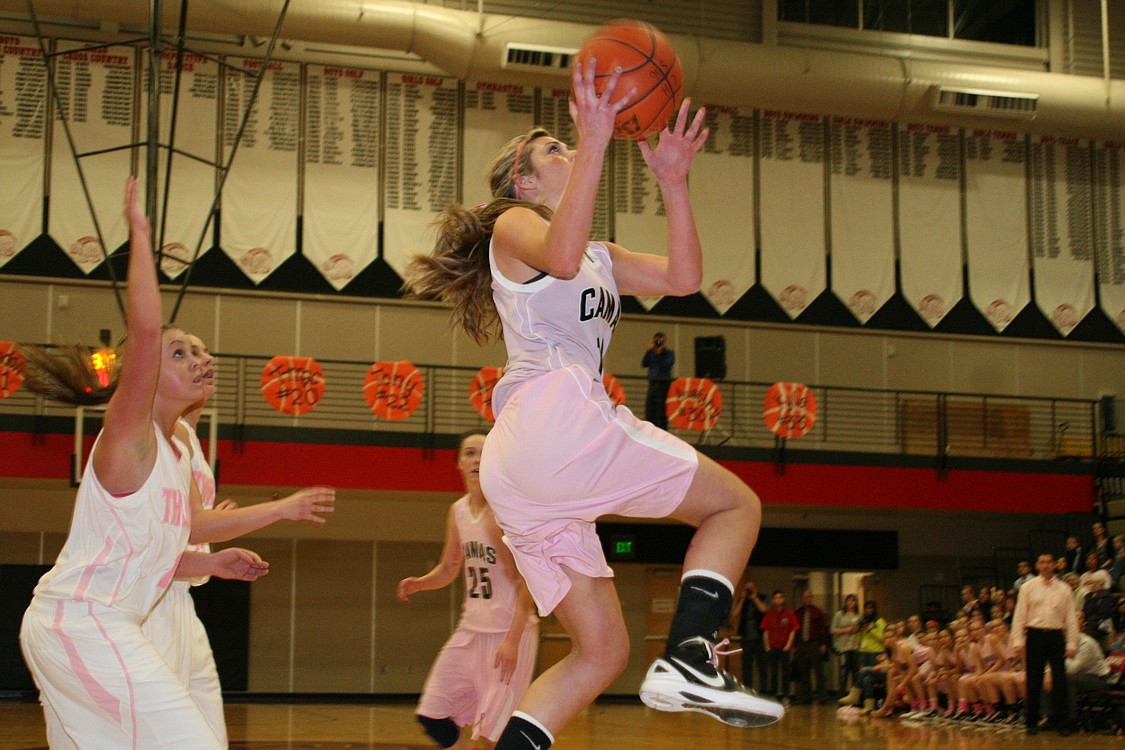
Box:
404;128;554;344
18;343;120;406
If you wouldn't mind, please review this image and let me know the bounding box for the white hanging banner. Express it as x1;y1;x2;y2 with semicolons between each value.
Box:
693;104;755;315
897;123;962;326
303;64;381;290
829;117;894;323
1029;135;1097;335
48;40;136;273
759;110;826;318
613;138;667;311
462;80;534;208
220;56;300;284
0;34;46;269
540;87;611;243
964;129;1030;331
140;50;219;279
382;72;459;279
1094;140;1125;334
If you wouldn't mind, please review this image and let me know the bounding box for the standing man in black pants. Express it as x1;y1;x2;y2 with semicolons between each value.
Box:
1011;552;1079;736
730;579;768;692
641;332;674;429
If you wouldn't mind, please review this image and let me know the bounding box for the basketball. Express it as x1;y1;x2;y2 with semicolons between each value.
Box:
574;20;683;140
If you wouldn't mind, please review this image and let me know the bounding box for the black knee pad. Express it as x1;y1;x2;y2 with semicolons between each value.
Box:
417;714;460;748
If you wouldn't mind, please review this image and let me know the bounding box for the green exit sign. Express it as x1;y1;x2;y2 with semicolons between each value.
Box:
609;534;636;561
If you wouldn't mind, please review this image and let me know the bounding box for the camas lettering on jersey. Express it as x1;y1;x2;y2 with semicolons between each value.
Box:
579;286;620;328
463;540;497;564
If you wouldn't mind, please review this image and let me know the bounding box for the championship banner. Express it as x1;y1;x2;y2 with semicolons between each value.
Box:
220;56;300;284
139;50;219;278
48;40;136;273
382;72;459;279
541;88;610;242
759;110;827;318
0;34;46;270
462;80;535;208
261;355;324;416
898;124;962;326
829;117;894;323
1029;136;1096;335
964;130;1030;331
612;136;667;310
363;360;423;421
303;65;381;290
666;377;722;431
1094;140;1125;334
694;104;755;315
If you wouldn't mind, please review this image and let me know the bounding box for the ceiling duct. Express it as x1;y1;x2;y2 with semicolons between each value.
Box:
1;0;1121;139
932;86;1039;120
503;42;576;74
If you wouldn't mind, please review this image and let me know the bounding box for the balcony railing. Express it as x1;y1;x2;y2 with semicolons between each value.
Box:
0;352;1106;462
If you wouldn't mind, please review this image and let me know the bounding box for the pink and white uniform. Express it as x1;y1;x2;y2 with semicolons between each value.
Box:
20;425;225;750
481;239;699;615
141;419;226;745
417;496;539;742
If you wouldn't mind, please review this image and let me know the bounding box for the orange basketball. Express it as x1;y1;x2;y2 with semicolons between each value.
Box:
260;355;325;416
574;20;683;140
469;366;504;422
364;360;424;421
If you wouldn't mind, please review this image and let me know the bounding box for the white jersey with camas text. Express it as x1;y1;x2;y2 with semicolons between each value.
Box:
454;495;534;634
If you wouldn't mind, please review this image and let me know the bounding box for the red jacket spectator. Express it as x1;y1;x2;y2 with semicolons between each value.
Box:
760;600;799;651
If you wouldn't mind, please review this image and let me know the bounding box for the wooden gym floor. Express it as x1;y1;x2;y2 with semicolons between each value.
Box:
0;698;1120;749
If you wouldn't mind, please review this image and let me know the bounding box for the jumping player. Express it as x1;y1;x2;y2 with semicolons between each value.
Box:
398;430;538;749
405;59;782;750
18;177;269;749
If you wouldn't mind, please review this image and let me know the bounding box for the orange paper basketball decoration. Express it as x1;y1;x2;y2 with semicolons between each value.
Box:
666;377;723;431
763;382;817;439
469;366;504;422
602;372;626;407
0;341;26;398
575;20;683;140
364;360;424;421
260;356;325;415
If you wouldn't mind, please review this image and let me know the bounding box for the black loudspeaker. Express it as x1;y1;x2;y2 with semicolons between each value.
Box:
1102;395;1118;434
694;336;726;380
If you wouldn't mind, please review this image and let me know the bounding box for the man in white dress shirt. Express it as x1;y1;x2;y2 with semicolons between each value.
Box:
1012;552;1080;736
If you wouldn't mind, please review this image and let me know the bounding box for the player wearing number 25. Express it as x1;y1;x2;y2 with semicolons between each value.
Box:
397;430;539;750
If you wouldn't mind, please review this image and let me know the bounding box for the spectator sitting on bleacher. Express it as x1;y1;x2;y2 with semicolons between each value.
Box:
1064;572;1084;610
1082;570;1116;651
1042;611;1112;728
1014;560;1034;592
957;585;980;619
1110;599;1125;652
1110;537;1125;591
1093;521;1113;569
1064;535;1085;575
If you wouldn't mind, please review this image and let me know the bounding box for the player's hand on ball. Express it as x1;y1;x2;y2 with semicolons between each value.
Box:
638;98;708;184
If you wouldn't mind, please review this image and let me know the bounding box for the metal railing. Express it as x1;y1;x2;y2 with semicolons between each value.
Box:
0;351;1105;462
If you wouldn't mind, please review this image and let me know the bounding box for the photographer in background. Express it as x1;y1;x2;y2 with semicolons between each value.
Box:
731;579;769;692
641;332;675;429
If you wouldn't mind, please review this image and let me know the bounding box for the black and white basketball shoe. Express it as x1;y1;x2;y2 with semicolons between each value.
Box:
639;636;785;728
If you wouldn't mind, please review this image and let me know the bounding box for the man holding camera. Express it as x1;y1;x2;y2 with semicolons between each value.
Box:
641;332;675;429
